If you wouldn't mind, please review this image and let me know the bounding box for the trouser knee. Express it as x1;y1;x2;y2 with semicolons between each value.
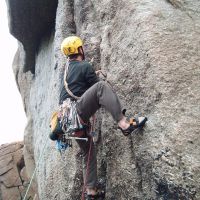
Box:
97;81;108;88
95;81;112;95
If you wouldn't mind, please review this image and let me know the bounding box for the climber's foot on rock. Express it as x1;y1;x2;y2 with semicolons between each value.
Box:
118;116;147;136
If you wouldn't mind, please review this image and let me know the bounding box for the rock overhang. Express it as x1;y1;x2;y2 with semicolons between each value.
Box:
6;0;58;73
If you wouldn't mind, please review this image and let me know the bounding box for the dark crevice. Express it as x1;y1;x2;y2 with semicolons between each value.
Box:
129;137;143;194
155;178;197;200
165;0;182;9
18;185;23;200
165;0;199;20
0;187;2;200
0;167;13;177
17;155;25;184
70;0;77;35
135;158;143;193
0;180;23;189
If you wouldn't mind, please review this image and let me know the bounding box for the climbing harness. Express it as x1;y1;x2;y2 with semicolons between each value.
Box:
52;60;90;154
49;59;86;142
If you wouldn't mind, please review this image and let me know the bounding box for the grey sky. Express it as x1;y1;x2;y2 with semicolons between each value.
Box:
0;1;26;144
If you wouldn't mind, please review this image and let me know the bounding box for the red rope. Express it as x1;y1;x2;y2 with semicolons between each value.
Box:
81;116;95;200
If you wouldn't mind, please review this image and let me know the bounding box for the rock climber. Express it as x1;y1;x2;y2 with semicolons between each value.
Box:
52;36;147;200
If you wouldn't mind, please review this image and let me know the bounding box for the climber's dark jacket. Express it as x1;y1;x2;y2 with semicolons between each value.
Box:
59;60;99;104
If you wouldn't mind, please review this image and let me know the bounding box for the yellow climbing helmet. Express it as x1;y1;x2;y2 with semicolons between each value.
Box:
61;36;83;56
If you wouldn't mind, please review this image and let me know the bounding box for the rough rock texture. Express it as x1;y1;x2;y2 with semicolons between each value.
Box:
6;0;200;199
0;142;35;200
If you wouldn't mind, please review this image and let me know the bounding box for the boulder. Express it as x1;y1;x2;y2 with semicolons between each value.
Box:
0;142;35;200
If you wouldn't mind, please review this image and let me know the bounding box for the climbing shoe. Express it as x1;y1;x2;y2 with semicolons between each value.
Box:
85;190;105;200
119;116;148;136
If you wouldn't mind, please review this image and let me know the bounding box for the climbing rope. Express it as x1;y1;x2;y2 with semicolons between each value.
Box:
81;136;93;200
22;136;49;200
23;107;96;199
81;115;96;200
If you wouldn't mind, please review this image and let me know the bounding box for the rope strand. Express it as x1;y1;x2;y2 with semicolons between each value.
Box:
81;115;96;200
22;137;49;200
81;136;93;200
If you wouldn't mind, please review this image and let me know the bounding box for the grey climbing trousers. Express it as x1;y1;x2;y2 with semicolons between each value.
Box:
76;81;123;189
76;81;123;123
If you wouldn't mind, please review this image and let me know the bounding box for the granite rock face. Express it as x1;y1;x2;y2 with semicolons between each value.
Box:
6;0;200;199
0;142;36;200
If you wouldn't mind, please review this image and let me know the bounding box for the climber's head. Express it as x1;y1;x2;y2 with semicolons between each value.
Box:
61;36;85;60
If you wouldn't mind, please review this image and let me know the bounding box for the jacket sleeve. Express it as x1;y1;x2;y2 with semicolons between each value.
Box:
84;62;100;87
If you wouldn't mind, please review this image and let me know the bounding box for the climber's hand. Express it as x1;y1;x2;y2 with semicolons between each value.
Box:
95;70;102;76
